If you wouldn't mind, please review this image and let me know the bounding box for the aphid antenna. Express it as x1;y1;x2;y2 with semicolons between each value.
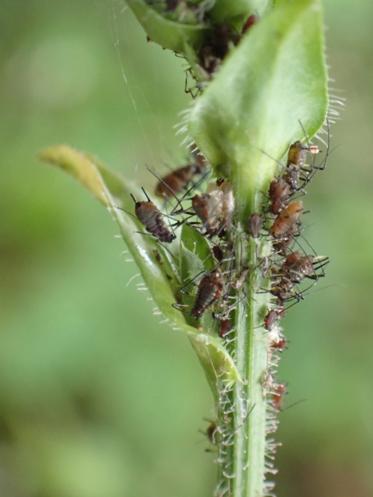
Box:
281;398;307;413
170;170;212;215
179;269;206;293
258;147;284;171
130;193;137;204
145;165;184;212
297;119;320;153
113;204;137;220
141;186;152;202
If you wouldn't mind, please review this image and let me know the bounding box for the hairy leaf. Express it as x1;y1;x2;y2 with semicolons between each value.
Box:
40;146;240;390
189;0;328;218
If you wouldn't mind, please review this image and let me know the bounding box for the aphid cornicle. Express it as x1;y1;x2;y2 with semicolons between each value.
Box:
270;200;303;239
191;269;224;319
131;191;176;243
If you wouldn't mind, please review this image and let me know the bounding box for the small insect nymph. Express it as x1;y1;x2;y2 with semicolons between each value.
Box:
132;189;175;243
191;269;224;319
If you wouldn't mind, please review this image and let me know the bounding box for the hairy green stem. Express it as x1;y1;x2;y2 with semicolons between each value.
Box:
216;203;272;497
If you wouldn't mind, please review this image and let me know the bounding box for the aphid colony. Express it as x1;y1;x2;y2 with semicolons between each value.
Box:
129;132;328;378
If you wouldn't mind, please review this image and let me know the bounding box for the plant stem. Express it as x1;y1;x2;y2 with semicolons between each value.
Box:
216;215;273;497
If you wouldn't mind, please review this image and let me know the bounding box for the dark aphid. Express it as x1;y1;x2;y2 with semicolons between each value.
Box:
247;213;263;238
270;200;303;239
270;278;295;303
264;308;285;331
282;251;315;283
199;24;240;74
206;421;218;444
212;245;225;262
219;318;232;338
154;162;205;199
282;251;329;283
269;178;291;214
132;190;175;243
272;383;287;411
242;14;257;34
191;269;224;318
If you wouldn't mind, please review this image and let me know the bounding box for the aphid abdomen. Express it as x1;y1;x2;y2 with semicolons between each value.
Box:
191;270;224;318
135;202;175;243
270;200;303;238
155;164;197;198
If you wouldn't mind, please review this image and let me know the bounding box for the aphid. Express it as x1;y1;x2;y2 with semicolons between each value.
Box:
199;24;240;74
192;179;234;236
270;200;303;239
270;278;295;302
272;383;287;410
219;318;232;338
154;162;205;199
268;177;291;214
247;213;263;238
270;334;287;351
191;269;224;318
282;252;329;283
287;141;319;168
242;14;257;34
264;308;285;331
206;421;218;444
131;189;176;243
212;245;225;262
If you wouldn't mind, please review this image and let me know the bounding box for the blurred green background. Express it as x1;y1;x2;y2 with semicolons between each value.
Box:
0;1;372;496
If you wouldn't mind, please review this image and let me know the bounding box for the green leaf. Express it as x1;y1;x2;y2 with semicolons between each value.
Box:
126;0;207;54
210;0;271;25
40;145;240;391
189;0;328;218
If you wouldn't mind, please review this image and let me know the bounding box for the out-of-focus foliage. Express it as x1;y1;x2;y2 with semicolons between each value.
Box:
0;1;372;496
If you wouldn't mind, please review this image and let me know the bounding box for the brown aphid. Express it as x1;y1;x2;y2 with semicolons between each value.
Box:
154;162;205;199
270;200;303;239
272;383;287;410
192;179;234;236
212;245;224;262
287;141;319;168
269;178;291;214
219;318;232;338
270;278;295;302
270;335;287;351
242;14;257;34
132;191;175;243
264;308;285;331
247;213;263;238
282;251;315;282
206;421;218;444
191;269;224;318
